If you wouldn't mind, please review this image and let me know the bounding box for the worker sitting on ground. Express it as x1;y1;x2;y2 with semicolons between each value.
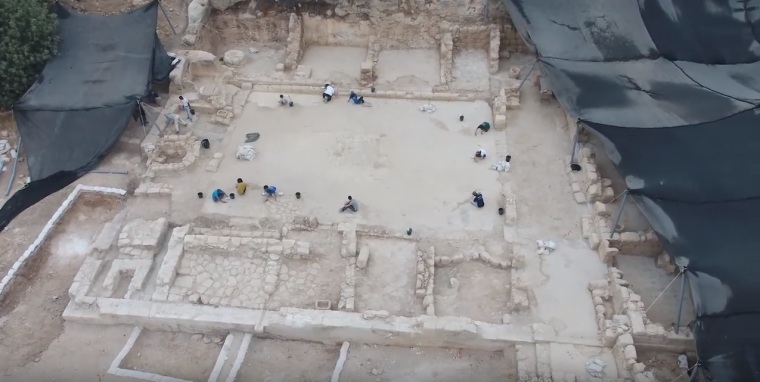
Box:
323;84;335;103
211;188;228;203
473;148;487;161
474;121;491;135
235;178;248;195
347;91;365;105
278;94;294;107
471;191;485;208
340;196;359;212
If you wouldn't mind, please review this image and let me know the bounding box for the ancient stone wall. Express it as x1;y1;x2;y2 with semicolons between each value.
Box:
285;14;305;71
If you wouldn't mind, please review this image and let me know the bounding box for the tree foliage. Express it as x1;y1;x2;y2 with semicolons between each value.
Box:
0;0;58;110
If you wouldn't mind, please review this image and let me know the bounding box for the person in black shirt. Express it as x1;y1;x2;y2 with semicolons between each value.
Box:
471;191;485;208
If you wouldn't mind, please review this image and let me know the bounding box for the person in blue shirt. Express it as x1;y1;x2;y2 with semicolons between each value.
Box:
471;191;485;208
211;188;228;203
263;185;278;201
347;91;365;105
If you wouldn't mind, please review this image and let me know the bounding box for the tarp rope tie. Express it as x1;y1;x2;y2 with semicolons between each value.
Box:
668;362;698;382
645;268;685;315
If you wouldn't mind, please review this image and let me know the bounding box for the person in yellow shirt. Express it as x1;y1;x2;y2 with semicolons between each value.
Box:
235;178;248;195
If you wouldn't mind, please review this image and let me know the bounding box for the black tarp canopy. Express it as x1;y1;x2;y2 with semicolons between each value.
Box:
504;0;760;379
0;1;172;231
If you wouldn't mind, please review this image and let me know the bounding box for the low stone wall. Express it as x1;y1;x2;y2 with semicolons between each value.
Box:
64;300;536;350
415;247;436;315
284;13;304;71
183;234;311;259
489;26;500;74
586;268;694;382
0;185;126;303
607;230;663;256
359;38;380;86
440;33;453;85
433;246;518;270
338;223;357;311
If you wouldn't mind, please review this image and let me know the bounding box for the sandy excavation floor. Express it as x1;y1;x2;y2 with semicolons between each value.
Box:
340;344;515;382
203;92;501;235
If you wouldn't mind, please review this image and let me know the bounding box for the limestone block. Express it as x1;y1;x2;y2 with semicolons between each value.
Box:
357;246;370;269
493;114;507;130
223;50;245;67
623;345;638;361
573;192;586;203
601;186;615;203
506;96;520;110
210;0;245;10
619;232;640;244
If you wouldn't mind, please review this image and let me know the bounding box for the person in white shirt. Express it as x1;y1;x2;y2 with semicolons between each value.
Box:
179;95;192;119
322;84;335;103
473;148;487;161
278;94;293;107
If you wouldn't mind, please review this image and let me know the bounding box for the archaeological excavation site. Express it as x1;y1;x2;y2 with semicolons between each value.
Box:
0;0;756;381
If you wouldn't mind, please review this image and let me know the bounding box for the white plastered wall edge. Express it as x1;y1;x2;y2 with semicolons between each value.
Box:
108;326;194;382
0;184;127;300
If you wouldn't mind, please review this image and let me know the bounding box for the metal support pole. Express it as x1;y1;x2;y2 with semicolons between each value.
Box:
5;137;22;197
688;363;701;382
609;190;629;238
675;268;688;334
157;0;177;35
517;60;538;92
570;121;581;164
90;170;129;175
137;101;148;138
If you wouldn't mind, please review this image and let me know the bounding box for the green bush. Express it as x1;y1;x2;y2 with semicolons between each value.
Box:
0;0;58;110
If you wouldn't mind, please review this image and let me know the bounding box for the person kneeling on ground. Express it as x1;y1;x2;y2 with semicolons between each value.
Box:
263;185;281;201
323;84;335;102
212;188;228;203
340;196;359;212
474;121;491;135
471;191;485;208
236;178;248;195
164;113;188;133
473;148;487;161
347;91;365;105
278;94;294;107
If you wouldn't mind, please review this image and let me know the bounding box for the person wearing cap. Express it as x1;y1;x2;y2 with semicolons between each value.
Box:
323;84;335;102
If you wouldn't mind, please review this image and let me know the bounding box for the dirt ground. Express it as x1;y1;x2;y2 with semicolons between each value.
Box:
203;92;500;235
615;255;695;328
340;344;515;382
434;262;510;323
237;339;339;382
122;331;222;381
0;194;123;375
59;0;188;48
638;349;696;382
354;237;422;316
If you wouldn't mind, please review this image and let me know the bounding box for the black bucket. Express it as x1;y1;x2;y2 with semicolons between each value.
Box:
201;139;210;149
230;193;235;199
407;228;413;236
371;87;376;93
197;192;204;199
570;163;582;172
498;208;505;215
459;114;464;122
295;192;301;199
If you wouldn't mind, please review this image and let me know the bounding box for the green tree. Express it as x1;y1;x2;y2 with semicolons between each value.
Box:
0;0;58;110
